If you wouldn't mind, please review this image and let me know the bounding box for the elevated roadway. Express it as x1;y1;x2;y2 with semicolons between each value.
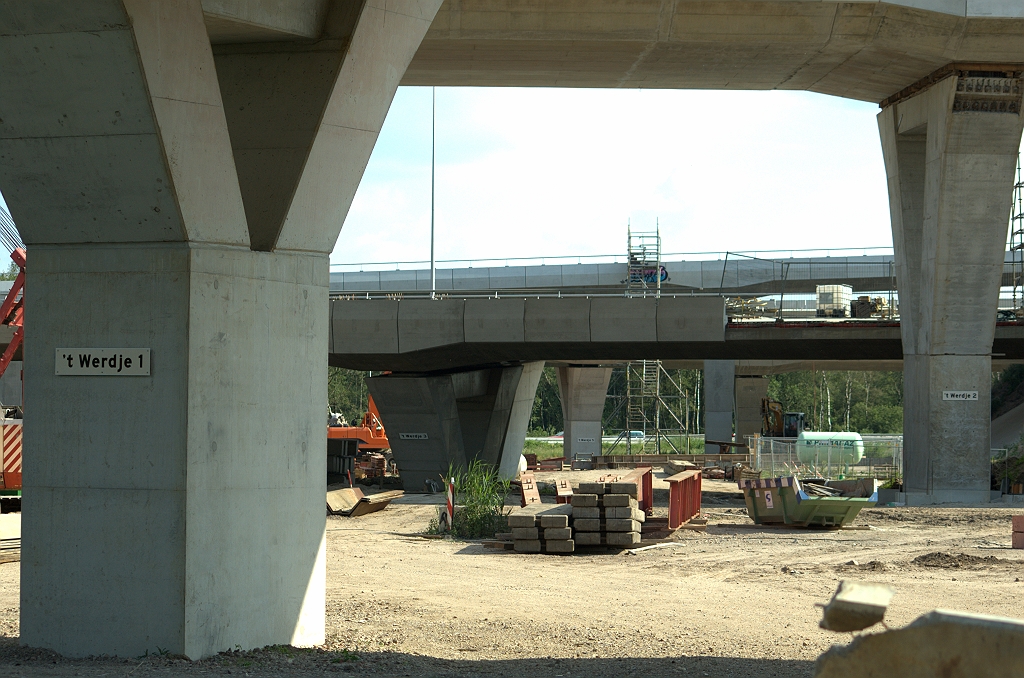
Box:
332;250;1024;299
328;295;1024;372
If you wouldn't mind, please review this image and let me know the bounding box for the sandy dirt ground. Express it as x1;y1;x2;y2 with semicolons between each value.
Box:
1;470;1023;677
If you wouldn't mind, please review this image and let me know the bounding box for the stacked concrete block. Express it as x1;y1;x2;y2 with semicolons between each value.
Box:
1014;515;1024;550
508;503;574;553
571;482;644;547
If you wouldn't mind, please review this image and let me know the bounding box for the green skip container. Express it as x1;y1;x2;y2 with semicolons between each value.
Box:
738;476;877;528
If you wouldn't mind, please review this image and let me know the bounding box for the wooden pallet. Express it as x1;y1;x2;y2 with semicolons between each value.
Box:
0;537;19;564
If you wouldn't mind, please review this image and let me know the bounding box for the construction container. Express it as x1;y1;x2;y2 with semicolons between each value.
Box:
816;284;852;317
738;476;877;528
796;431;864;465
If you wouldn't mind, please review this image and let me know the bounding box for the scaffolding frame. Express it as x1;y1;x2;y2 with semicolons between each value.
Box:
614;225;696;454
626;224;662;299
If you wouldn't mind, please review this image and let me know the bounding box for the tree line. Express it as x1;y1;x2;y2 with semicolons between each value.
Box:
330;365;908;436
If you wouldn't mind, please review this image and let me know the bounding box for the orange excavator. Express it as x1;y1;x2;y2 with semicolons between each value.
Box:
328;395;389;451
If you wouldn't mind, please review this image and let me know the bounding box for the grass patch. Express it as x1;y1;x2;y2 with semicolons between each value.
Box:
427;460;510;538
523;439;564;459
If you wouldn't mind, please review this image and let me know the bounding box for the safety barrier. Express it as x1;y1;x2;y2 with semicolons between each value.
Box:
667;470;702;529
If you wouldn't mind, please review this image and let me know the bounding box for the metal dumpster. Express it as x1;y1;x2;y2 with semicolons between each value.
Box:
738;476;877;528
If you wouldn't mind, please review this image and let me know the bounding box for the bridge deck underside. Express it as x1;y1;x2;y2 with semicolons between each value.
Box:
330;324;1024;373
403;3;1024;102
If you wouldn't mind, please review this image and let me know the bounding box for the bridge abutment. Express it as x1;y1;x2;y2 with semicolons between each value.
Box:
879;67;1024;504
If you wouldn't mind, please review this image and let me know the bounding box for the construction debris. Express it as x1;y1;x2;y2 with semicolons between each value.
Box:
0;537;18;564
1014;515;1024;549
326;487;404;517
818;580;895;632
814;609;1024;678
517;471;542;507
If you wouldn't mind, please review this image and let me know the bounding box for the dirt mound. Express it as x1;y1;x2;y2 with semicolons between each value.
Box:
911;552;1010;569
836;559;887;572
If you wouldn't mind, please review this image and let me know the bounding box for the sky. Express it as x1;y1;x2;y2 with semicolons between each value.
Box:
333;87;899;268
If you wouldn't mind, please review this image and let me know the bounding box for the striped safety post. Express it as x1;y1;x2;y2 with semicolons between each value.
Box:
0;422;22;491
445;477;455;531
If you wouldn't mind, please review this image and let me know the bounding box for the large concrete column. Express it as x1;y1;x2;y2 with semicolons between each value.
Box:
703;360;735;451
498;361;545;478
367;365;534;489
735;376;769;444
0;0;440;659
556;366;612;461
879;68;1024;504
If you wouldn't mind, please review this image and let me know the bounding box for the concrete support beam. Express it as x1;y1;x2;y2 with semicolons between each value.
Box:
366;365;529;490
703;361;735;451
556;367;612;461
879;67;1024;504
735;376;769;445
213;1;441;251
499;361;544;479
0;0;441;660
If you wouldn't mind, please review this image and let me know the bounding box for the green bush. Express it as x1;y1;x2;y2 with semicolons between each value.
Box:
427;460;510;539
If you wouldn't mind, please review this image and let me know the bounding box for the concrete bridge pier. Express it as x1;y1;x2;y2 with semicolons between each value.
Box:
879;67;1024;504
557;367;612;461
367;362;544;488
0;0;440;659
703;361;736;451
735;376;769;445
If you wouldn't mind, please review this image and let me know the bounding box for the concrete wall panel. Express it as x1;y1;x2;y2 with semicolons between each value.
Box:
597;263;627;286
335;271;381;291
525;265;563;288
590;297;657;342
398;298;465;353
657;297;726;342
331;300;399;354
525;298;591;342
416;268;454;290
561;264;601;287
464;298;526;343
487;266;527;289
380;270;418;291
452;267;492;290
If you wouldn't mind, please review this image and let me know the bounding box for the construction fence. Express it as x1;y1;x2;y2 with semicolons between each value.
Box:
747;435;904;484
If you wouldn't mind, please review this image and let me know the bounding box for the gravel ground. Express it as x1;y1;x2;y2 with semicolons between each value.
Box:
1;473;1022;677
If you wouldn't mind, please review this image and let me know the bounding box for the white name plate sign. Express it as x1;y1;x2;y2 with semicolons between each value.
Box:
56;349;150;376
942;390;978;401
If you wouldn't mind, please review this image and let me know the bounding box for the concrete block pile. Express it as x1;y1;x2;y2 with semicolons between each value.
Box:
571;481;644;547
508;503;574;553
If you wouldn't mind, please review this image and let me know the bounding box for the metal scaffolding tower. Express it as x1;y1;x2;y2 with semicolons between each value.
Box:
1011;154;1024;311
616;224;692;454
626;224;662;298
